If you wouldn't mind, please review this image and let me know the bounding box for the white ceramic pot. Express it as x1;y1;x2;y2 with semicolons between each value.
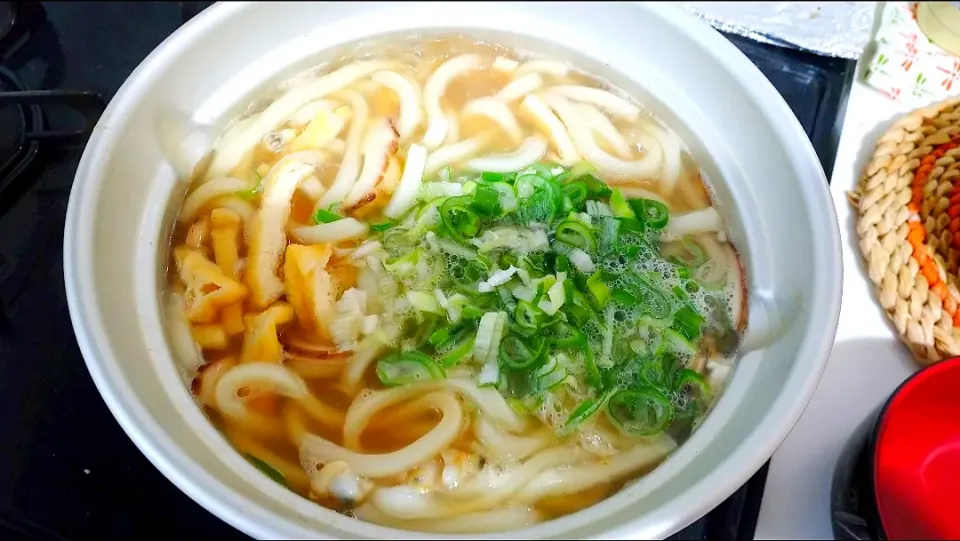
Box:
63;2;842;539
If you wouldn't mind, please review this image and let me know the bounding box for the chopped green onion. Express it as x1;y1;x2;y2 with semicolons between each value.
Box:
518;190;560;223
460;303;487;321
416;198;443;221
453;261;487;288
606;387;673;436
611;288;637;307
660;237;707;267
244;454;287;487
535;354;561;378
631;198;669;229
609;189;637;219
531;280;549;305
568;161;598;180
311;208;343;224
426;232;489;267
407;291;443;315
473;311;507;364
236;172;263;201
694;260;728;290
548;321;587;348
661;351;685;375
555;219;597;252
440;335;476;367
411;313;439;348
471;185;502;216
636;357;667;387
495;251;519;270
673;368;712;418
348;161;734;440
562;181;589;208
484;181;516;196
497;286;517;312
600;305;616;367
672;305;706;341
525;163;554;179
584;348;603;390
580;174;612;198
587;270;611;308
515;173;545;197
522;253;551;276
633;318;666;358
515;174;561;224
506;320;537;338
617;217;645;233
440;196;482;240
376;351;446;386
428;325;465;349
236;189;259;201
384;248;424;278
598;217;620;254
484;182;517;213
565;288;599;327
674;368;711;397
623;277;671;319
538;275;567;316
552;170;571;184
499;334;547;370
514;300;545;331
561;397;603;434
506;397;531;415
663;328;697;355
371;220;396;232
535;369;568;392
672;285;696;309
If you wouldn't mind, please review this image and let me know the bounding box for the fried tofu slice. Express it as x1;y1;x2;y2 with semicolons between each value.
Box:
210;208;246;335
243;159;318;309
283;243;337;337
174;245;247;323
239;303;295;365
287;105;348;153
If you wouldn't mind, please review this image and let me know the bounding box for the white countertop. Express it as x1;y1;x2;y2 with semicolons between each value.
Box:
754;42;930;539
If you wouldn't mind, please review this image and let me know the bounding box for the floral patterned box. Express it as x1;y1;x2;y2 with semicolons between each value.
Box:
864;2;960;105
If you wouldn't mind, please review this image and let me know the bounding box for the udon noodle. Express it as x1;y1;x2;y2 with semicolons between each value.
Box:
165;35;747;533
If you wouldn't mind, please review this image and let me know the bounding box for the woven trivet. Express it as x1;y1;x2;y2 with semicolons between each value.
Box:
849;96;960;366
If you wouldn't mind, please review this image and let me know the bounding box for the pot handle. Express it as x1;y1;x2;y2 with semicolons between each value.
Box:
737;290;798;354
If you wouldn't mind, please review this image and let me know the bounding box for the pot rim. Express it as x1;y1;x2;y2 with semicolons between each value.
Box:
63;2;843;538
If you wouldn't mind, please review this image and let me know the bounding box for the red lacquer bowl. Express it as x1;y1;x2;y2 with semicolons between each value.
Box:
874;356;960;540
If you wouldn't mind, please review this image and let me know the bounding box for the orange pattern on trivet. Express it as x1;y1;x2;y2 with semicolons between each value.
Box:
907;133;960;327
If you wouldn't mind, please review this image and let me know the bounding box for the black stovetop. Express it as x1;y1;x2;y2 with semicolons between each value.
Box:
0;2;854;540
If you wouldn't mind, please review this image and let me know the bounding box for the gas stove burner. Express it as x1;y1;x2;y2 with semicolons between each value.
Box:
0;1;43;60
0;0;105;219
0;66;105;218
0;66;38;218
0;0;104;332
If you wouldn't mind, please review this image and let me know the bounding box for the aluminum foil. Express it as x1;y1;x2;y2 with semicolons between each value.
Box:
681;2;878;59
